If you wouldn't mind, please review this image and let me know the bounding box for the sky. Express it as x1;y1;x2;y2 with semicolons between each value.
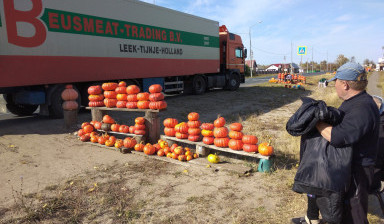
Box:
140;0;384;66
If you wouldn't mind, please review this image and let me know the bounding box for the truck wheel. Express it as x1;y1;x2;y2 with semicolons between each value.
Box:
226;73;241;91
49;86;81;119
4;94;38;116
192;75;206;95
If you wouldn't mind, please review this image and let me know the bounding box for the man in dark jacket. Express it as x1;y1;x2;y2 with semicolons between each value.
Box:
287;97;351;224
316;62;380;224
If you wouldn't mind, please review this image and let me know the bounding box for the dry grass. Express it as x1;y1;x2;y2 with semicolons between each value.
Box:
378;71;384;94
1;74;382;223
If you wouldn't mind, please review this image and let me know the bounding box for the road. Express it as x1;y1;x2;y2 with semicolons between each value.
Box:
241;72;327;87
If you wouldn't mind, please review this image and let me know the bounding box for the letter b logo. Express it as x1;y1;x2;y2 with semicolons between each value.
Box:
3;0;46;47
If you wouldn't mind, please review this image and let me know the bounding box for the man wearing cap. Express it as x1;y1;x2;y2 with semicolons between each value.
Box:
316;62;380;223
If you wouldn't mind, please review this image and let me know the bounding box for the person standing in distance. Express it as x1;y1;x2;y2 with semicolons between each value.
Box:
316;62;380;224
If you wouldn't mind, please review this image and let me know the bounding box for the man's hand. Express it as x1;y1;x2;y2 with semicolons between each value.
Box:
316;121;332;142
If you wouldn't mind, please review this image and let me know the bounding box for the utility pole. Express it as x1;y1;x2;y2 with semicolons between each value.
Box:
291;41;293;74
326;51;328;71
249;21;262;77
311;47;314;73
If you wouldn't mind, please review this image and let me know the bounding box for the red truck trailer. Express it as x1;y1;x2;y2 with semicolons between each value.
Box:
0;0;246;118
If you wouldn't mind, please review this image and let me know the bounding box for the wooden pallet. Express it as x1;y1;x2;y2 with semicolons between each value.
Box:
160;135;271;160
86;107;165;144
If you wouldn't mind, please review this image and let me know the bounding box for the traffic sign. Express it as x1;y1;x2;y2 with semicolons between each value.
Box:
297;46;307;55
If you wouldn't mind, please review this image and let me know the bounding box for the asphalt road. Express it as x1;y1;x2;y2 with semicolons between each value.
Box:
241;72;326;87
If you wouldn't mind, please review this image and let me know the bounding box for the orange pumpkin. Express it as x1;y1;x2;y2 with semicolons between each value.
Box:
61;85;78;101
242;135;258;145
134;124;146;130
118;81;127;87
174;122;188;134
187;112;200;121
149;84;163;93
88;94;104;102
129;126;136;134
102;82;118;91
88;101;104;107
214;137;230;148
94;121;102;130
149;101;167;110
102;115;115;124
123;137;137;148
134;142;145;152
143;143;156;155
127;94;138;102
149;92;164;102
119;125;129;133
137;100;150;109
188;135;201;142
201;123;214;130
157;149;165;157
188;128;201;136
88;85;102;95
163;118;178;128
137;92;150;101
111;124;120;132
164;127;176;137
115;86;127;94
175;132;188;139
229;123;243;131
134;130;146;135
228;139;243;151
187;120;201;128
229;131;243;140
116;101;127;108
126;85;140;94
105;139;115;147
104;98;117;108
116;93;127;101
214;116;226;127
62;101;78;110
98;135;107;145
243;144;258;153
104;91;117;99
126;101;137;109
213;127;228;138
83;124;94;133
258;143;274;156
135;117;145;125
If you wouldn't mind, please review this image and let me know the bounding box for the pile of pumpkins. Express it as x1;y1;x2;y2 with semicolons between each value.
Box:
163;113;274;156
88;81;167;110
77;122;198;161
85;114;147;136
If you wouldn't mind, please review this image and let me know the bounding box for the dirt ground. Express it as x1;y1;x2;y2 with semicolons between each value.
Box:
0;73;383;223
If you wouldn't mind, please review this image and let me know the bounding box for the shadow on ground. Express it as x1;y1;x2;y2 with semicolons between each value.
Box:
0;86;311;137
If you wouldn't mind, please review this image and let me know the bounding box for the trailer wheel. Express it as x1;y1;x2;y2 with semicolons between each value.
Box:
225;73;241;91
192;75;206;95
4;94;38;116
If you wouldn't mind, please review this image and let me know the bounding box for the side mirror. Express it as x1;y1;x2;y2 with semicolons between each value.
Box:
244;49;247;58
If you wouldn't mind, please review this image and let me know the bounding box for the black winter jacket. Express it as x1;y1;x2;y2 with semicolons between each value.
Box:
286;97;353;196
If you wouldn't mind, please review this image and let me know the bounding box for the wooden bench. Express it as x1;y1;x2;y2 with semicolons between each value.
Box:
160;135;271;161
86;107;164;144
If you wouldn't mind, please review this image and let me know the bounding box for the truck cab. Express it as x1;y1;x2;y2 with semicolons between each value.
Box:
219;25;246;89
